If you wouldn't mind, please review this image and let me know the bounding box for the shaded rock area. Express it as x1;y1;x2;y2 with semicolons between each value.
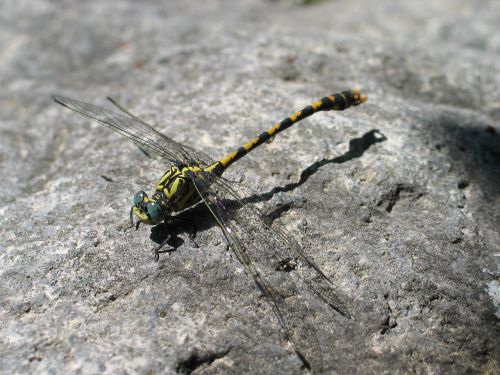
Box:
1;0;499;373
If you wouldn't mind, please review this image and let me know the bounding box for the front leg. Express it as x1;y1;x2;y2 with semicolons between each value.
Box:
152;235;175;262
151;215;199;261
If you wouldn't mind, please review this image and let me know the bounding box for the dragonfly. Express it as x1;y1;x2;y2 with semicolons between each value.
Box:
53;89;367;363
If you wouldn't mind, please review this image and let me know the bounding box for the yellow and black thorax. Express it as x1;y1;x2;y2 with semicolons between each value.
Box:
153;162;223;213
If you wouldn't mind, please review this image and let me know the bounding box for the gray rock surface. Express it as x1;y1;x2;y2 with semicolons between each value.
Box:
1;0;499;373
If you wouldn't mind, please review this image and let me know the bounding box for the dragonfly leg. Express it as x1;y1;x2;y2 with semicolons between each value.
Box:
152;235;174;262
124;208;141;233
152;215;199;261
124;219;141;233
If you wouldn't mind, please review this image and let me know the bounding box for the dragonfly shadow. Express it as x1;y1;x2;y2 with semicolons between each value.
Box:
150;129;386;246
150;203;218;250
150;215;198;251
248;129;387;205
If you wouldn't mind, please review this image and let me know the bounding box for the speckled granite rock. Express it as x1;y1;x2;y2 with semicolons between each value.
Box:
1;0;499;374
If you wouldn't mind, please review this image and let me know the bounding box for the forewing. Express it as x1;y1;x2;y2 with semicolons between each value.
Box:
52;95;214;167
190;170;353;370
193;171;351;319
190;170;290;336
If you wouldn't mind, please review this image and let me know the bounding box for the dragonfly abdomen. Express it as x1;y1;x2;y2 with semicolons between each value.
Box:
218;89;367;170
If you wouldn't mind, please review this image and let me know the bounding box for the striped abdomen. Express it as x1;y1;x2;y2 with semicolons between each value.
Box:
218;89;367;170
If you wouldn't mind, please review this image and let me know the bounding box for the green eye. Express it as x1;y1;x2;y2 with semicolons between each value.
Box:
133;191;146;205
147;201;162;220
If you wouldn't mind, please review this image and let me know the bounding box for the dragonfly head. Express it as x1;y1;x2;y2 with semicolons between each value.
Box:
131;191;166;225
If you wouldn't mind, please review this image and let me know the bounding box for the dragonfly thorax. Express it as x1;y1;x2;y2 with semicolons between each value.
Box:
131;164;209;225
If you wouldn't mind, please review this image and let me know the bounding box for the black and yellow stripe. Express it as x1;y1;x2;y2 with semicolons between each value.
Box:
218;89;367;170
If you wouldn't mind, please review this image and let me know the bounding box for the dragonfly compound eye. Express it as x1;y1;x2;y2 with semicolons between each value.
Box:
133;191;147;205
147;201;162;220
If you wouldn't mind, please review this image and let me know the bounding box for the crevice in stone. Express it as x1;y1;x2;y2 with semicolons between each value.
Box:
176;348;231;374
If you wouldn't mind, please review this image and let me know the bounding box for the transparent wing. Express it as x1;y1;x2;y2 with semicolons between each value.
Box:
190;170;351;326
197;174;351;318
190;171;352;370
52;95;215;167
190;170;290;337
